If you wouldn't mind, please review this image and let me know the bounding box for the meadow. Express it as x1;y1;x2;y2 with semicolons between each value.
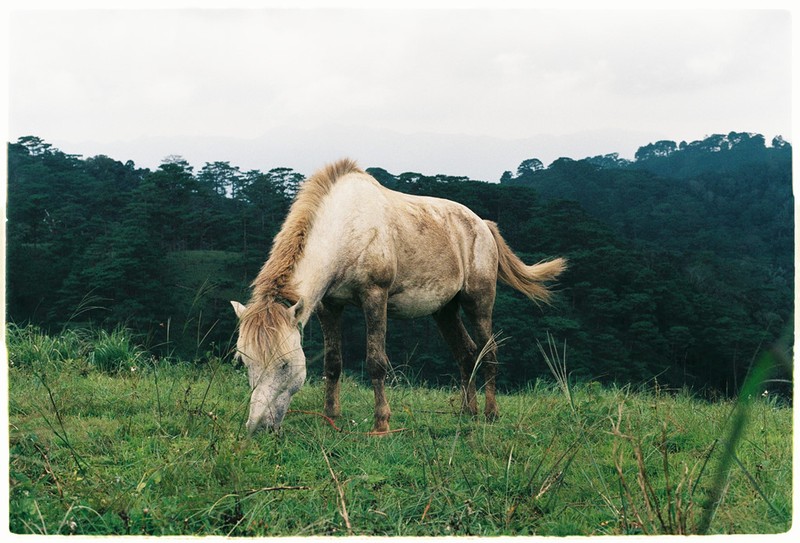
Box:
6;324;793;536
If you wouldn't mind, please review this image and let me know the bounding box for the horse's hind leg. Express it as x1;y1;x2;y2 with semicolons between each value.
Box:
318;301;344;418
462;293;500;421
362;287;392;433
434;299;479;417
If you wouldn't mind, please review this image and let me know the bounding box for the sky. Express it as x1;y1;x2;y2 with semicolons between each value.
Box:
4;2;795;181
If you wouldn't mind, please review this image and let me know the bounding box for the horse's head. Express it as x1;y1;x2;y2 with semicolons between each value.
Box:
231;299;306;434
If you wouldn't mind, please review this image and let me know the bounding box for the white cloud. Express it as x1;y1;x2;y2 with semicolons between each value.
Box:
7;8;792;178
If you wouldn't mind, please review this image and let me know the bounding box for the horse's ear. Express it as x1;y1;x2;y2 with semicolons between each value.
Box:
289;299;304;324
230;300;247;319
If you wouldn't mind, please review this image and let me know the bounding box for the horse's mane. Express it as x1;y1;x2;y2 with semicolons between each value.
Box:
251;158;362;304
238;158;363;364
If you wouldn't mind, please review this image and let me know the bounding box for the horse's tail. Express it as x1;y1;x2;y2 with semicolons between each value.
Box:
484;220;567;304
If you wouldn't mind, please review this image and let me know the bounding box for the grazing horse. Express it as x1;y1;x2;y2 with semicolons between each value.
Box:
231;159;566;434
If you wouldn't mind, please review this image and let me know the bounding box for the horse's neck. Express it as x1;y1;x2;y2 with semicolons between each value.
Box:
291;220;348;326
291;176;385;325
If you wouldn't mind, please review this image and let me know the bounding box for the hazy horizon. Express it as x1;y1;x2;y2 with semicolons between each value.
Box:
14;125;790;182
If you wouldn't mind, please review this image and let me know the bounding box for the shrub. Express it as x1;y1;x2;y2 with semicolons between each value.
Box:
6;324;86;370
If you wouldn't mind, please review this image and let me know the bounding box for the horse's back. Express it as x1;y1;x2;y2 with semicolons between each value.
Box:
301;171;497;317
370;177;498;315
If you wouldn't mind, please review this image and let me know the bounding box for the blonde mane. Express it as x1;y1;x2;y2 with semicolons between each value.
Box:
238;158;363;363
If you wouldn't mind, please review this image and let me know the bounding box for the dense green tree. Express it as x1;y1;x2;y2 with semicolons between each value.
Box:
56;187;168;330
198;161;241;197
635;139;677;161
267;167;305;199
5;134;792;397
516;158;544;176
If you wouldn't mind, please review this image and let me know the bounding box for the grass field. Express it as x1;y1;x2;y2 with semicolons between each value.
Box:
5;324;793;536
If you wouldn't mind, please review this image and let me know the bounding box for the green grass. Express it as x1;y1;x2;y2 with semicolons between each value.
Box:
6;325;793;536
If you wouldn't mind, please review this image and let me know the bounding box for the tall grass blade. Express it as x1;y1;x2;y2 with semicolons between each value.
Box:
731;454;788;522
537;332;574;414
63;291;109;328
466;332;507;390
34;371;89;475
697;333;789;534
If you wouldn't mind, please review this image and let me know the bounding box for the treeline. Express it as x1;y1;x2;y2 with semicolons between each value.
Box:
5;133;793;397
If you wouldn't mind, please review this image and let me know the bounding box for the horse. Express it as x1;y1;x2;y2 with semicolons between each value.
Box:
231;159;566;434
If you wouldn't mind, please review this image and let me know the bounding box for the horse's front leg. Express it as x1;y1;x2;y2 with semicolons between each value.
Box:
362;287;391;433
318;302;344;419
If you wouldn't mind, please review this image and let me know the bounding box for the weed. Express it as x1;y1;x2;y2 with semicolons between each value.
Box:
90;328;144;374
537;332;574;413
610;403;702;534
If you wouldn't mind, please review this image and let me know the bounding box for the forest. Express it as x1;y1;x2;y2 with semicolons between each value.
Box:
5;132;794;397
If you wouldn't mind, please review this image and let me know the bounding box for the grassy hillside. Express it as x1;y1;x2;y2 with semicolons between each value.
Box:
6;325;792;536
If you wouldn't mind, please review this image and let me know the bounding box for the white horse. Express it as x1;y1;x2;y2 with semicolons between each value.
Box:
231;159;566;434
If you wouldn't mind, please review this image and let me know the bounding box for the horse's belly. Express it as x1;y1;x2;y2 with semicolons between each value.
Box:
387;286;455;319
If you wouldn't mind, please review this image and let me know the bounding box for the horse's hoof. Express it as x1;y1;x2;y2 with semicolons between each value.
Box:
370;420;391;435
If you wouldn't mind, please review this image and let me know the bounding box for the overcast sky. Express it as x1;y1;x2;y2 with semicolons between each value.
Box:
6;4;794;180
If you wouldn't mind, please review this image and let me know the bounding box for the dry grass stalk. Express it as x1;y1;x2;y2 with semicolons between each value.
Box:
321;446;353;535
